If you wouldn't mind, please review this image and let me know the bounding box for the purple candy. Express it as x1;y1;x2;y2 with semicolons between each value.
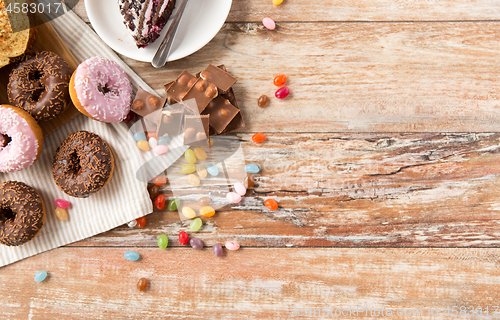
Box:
190;238;204;250
213;243;223;257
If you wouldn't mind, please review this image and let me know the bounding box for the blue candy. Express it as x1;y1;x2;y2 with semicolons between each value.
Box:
133;132;147;142
245;164;260;174
158;136;170;145
124;251;140;261
206;164;219;176
34;270;47;282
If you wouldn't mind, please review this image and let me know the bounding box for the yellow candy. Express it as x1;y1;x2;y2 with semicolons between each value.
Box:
200;206;215;217
182;206;197;219
136;140;150;151
185;149;197;164
55;208;68;221
272;0;283;5
193;148;207;160
197;165;208;178
187;174;200;186
209;138;214;146
181;164;196;174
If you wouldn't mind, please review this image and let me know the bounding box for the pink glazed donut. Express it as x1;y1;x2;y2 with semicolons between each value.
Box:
0;105;43;173
69;57;132;123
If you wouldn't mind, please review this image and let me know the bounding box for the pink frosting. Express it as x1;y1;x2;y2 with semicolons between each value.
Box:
0;107;39;173
73;57;132;123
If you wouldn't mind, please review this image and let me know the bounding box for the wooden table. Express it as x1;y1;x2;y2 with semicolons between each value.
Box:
3;0;500;318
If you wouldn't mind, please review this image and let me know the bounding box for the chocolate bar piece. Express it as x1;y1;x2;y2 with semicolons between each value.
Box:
165;70;197;103
200;64;237;92
156;108;184;137
131;87;166;117
202;96;239;134
181;78;218;113
183;115;210;146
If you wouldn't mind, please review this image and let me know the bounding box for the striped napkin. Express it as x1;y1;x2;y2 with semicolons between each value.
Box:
0;10;185;267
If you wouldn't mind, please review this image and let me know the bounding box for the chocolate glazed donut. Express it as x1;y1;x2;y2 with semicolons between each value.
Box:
0;181;45;246
7;51;71;121
52;131;114;198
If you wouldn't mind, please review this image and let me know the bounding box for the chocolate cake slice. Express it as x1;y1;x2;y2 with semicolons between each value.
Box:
119;0;176;48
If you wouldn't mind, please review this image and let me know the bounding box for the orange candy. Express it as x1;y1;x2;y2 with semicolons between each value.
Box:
252;132;266;143
147;131;158;140
273;74;287;86
264;199;278;210
153;176;167;186
136;216;146;228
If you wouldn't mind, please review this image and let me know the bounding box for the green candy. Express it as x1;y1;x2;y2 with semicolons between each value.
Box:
158;234;168;249
189;218;203;232
168;198;180;211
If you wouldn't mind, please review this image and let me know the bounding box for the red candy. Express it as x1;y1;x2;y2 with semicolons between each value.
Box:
153;176;167;186
252;132;266;143
136;216;146;228
275;87;290;99
273;74;287;86
264;199;278;210
123;112;135;123
179;231;189;246
155;195;166;210
147;131;158;140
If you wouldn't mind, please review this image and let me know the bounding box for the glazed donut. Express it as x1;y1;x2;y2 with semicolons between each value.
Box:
0;181;45;246
69;57;132;123
7;51;71;121
52;131;114;198
0;105;43;173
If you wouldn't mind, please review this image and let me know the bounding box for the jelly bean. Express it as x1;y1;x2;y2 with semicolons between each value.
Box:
155;195;166;210
244;175;255;189
149;137;158;148
153;176;167;186
264;199;279;210
273;74;287;86
158;136;170;145
148;185;160;200
189;218;203;232
190;238;204;250
252;132;266;143
133;132;147;142
245;164;260;174
153;145;168;155
275;86;290;99
272;0;283;5
168;198;180;211
127;220;137;228
179;231;189;245
262;17;276;30
206;164;219;176
181;164;196;174
197;196;211;206
209;138;214;146
258;95;268;107
136;216;146;228
55;199;70;209
197;165;208;178
225;241;240;251
193;148;207;160
233;182;247;196
137;278;148;291
55;208;68;221
136;140;150;151
147;131;158;140
213;243;223;257
185;149;197;164
124;251;140;261
200;206;215;217
158;234;168;249
187;174;200;186
34;270;47;282
123;112;135;123
226;192;242;204
182;206;197;219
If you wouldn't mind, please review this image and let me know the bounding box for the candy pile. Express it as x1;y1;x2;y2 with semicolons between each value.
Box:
54;199;70;221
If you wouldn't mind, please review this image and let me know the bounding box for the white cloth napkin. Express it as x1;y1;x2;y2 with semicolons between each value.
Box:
0;10;184;267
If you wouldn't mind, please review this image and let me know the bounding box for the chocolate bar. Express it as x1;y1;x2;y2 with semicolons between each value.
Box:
165;70;197;103
131;87;166;117
200;64;237;92
156;108;184;137
181;78;218;113
183;115;210;146
202;96;239;134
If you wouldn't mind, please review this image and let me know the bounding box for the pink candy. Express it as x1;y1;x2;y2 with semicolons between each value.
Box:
225;241;240;251
55;199;70;209
226;192;242;204
262;17;276;30
153;145;168;155
275;87;290;99
233;182;247;196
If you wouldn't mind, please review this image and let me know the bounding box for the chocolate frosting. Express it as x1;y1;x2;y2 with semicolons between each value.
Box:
7;51;71;121
52;131;113;198
0;181;44;246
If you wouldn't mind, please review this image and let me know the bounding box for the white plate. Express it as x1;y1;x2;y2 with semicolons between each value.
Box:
85;0;232;62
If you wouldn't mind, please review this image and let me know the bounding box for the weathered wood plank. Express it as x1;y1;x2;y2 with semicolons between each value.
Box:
68;133;500;248
3;247;499;319
74;0;500;23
